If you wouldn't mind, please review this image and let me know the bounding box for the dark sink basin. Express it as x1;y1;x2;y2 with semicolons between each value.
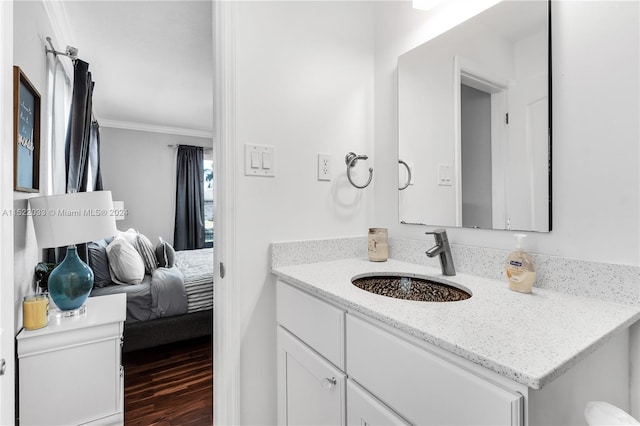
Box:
352;275;471;302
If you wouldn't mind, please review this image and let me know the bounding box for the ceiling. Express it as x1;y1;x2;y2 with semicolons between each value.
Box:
59;1;213;137
475;1;548;45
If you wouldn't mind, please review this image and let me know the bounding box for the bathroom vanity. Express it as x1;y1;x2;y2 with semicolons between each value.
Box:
273;258;640;426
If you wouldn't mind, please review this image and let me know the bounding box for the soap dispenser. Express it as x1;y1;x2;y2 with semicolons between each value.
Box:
505;233;536;293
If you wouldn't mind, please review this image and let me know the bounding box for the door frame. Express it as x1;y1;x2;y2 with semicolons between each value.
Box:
0;1;15;424
213;1;241;425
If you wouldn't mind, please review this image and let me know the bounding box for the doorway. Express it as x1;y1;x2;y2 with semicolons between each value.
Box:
454;56;509;229
460;83;493;229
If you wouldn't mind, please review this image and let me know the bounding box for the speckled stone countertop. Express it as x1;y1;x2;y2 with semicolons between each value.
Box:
272;257;640;390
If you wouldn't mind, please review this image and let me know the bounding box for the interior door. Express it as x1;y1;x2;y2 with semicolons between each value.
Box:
507;73;549;232
0;1;15;423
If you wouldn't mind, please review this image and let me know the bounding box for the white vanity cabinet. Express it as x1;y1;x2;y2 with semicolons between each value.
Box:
276;280;524;426
274;255;639;425
16;294;126;426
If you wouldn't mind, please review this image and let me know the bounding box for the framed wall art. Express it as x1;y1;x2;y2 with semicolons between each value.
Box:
13;66;41;193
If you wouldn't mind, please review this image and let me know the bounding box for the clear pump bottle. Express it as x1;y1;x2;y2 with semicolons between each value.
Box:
505;234;536;293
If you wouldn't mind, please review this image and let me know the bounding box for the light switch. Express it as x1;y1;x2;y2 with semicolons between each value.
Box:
251;151;261;168
262;152;272;169
244;144;275;177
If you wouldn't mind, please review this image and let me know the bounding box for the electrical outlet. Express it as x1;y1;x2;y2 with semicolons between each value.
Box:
318;154;331;181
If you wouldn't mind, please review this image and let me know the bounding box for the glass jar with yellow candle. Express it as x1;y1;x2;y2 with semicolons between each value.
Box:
23;293;49;330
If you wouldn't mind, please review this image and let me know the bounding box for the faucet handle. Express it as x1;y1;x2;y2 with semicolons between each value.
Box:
425;228;448;241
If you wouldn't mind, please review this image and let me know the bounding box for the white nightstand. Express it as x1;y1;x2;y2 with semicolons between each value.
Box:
17;293;126;426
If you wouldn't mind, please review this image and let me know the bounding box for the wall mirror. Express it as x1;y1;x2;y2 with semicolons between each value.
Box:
398;0;551;232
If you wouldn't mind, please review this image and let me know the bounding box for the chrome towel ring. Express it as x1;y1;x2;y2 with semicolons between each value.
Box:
345;152;373;189
399;159;412;190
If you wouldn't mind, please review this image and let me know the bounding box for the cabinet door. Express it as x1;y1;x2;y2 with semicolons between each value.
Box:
19;338;121;425
347;379;410;426
277;327;346;426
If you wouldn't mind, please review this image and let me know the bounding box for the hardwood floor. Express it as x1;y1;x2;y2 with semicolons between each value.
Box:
123;336;213;426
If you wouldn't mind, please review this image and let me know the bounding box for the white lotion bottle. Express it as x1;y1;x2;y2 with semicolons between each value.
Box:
505;234;536;293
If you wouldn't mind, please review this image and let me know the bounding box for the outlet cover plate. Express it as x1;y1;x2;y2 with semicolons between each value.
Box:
318;153;331;181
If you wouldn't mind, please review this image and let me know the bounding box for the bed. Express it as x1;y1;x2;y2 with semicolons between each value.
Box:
88;230;213;352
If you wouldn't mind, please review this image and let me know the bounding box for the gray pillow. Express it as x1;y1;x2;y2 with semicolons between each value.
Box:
88;238;114;288
134;232;158;274
155;237;176;268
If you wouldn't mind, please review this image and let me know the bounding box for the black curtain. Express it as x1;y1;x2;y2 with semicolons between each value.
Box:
65;59;102;193
45;60;101;264
174;145;205;250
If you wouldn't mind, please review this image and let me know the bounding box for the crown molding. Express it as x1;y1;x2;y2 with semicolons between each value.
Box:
42;1;75;47
98;119;213;139
42;0;75;77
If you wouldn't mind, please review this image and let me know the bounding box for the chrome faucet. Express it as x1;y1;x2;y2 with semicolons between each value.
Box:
425;228;456;276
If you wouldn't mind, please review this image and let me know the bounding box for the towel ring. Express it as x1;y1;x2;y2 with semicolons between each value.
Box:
345;152;373;189
399;159;412;190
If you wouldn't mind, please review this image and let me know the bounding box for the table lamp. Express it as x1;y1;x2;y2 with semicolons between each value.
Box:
29;191;118;316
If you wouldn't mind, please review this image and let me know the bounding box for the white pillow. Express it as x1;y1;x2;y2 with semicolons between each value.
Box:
117;228;138;246
106;234;145;285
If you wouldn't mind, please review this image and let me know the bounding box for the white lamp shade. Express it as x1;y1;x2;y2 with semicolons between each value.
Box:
29;191;118;248
413;0;441;11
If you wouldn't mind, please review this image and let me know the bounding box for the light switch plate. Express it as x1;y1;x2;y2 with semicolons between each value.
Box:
438;163;453;186
245;144;275;177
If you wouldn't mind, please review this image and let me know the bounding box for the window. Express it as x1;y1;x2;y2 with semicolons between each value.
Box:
46;57;71;195
203;158;213;248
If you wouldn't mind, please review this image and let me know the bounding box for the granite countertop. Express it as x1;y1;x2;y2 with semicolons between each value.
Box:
272;257;640;390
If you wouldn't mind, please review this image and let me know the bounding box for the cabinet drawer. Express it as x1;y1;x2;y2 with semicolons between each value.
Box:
277;280;345;369
347;379;410;426
277;327;346;426
346;314;523;426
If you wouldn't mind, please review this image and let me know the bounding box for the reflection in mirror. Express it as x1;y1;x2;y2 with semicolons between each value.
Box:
398;0;551;232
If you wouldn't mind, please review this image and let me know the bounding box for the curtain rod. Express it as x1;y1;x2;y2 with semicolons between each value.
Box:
168;144;213;152
45;36;79;62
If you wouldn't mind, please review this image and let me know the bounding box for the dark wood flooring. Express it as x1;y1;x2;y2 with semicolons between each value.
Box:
123;336;213;426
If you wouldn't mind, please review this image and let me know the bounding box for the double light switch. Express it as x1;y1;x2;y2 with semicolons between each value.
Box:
245;144;275;177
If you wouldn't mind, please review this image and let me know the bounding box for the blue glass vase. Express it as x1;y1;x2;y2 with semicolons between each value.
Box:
48;246;94;311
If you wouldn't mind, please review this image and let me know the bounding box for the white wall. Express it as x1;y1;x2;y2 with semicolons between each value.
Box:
375;0;639;266
234;2;375;423
99;126;212;245
12;0;59;331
